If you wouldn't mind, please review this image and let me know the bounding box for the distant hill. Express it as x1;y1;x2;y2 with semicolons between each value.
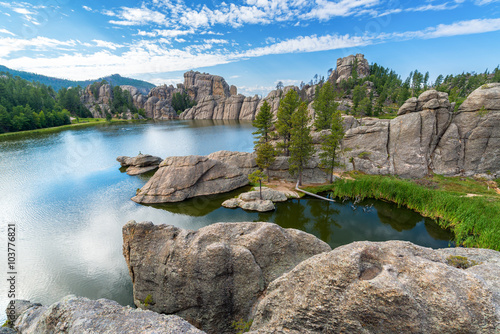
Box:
0;65;155;94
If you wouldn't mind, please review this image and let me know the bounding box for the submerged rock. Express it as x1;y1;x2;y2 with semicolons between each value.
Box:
249;241;500;333
122;221;331;334
12;295;203;334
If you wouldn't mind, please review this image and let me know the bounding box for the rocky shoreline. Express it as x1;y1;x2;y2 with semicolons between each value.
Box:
6;221;500;333
124;84;499;207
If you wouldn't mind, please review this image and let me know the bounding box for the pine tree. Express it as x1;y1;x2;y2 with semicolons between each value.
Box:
276;89;300;156
352;84;366;114
255;142;276;180
319;110;344;183
248;170;266;200
289;102;314;186
313;81;337;130
252;100;273;143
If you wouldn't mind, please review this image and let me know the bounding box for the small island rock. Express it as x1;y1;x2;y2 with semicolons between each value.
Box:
117;153;162;176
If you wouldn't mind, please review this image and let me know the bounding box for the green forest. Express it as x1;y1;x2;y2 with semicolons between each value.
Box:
300;60;500;117
0;73;146;134
0;73;89;133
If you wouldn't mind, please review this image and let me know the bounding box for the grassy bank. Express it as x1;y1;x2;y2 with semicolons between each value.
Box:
0;118;147;139
304;173;500;251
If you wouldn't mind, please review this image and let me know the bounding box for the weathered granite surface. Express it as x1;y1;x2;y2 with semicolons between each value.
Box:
122;221;331;334
249;241;500;334
340;86;500;178
11;295;204;334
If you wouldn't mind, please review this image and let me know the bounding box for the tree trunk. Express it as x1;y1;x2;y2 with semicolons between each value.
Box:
259;180;262;200
298;171;303;186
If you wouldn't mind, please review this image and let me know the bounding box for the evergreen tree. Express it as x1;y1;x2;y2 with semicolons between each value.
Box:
313;81;337;130
352;84;366;113
248;170;266;200
252;100;273;143
276;89;300;156
255;142;276;180
289;102;314;186
319;110;344;183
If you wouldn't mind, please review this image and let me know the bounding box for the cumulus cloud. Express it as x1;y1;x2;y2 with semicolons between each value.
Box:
104;5;166;26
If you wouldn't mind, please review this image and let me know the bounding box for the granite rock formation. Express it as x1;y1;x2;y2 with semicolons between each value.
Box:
222;188;288;212
183;71;231;102
340;86;500;178
132;150;330;204
249;240;500;334
11;295;203;334
122;221;331;334
329;54;370;83
131;152;254;204
117;153;162;175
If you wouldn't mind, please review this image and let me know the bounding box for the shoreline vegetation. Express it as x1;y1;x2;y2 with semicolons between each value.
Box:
0;118;147;138
303;172;500;251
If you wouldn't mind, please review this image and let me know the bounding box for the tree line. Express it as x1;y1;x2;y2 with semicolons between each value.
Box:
295;60;500;118
0;73;88;133
251;82;345;190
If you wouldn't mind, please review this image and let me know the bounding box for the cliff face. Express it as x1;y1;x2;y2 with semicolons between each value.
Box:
330;53;370;83
183;71;231;102
341;84;500;178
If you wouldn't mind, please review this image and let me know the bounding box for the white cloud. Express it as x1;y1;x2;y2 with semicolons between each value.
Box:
303;0;380;20
0;28;15;36
241;34;371;58
105;5;166;26
474;0;500;4
204;38;228;44
12;7;34;15
0;36;77;58
82;5;92;11
384;18;500;40
1;17;499;85
92;39;124;50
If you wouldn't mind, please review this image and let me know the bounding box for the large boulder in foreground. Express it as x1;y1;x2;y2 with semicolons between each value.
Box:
132;151;254;204
122;221;331;334
249;241;500;334
11;295;203;334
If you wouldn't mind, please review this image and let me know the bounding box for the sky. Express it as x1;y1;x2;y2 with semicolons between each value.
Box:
0;0;499;96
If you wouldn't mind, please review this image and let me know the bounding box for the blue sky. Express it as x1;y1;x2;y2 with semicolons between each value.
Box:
0;0;499;96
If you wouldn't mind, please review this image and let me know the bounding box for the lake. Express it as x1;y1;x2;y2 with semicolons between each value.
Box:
0;120;452;324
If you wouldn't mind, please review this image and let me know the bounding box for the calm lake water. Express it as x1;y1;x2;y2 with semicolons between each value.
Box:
0;120;452;323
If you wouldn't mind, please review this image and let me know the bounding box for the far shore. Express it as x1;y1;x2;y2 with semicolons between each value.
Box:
0;118;149;138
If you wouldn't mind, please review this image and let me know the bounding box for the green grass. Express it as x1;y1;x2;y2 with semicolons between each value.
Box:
0;118;147;139
304;173;500;251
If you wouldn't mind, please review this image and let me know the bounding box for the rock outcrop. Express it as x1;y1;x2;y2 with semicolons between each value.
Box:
341;87;500;178
222;188;288;212
184;71;230;102
131;152;254;204
330;54;370;83
249;240;500;333
117;153;162;175
11;295;203;334
122;221;331;334
132;150;330;204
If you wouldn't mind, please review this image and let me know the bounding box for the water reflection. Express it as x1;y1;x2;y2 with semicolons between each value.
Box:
0;120;453;325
